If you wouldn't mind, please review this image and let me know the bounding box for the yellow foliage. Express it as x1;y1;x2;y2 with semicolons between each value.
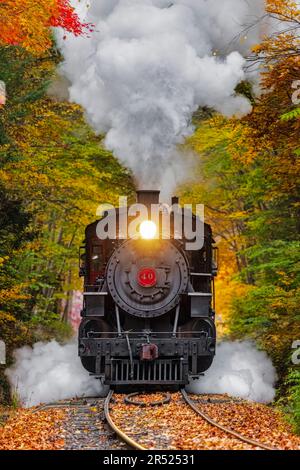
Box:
0;256;9;268
214;241;251;337
0;286;30;304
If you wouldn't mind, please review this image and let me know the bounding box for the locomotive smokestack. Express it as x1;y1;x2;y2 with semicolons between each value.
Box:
136;190;160;209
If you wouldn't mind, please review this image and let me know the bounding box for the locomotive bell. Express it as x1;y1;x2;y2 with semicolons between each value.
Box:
136;190;160;209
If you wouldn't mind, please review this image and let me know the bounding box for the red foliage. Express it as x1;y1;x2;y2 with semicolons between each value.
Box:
50;0;93;36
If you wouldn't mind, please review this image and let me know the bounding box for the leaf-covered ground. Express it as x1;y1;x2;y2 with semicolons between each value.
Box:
1;393;300;450
0;408;65;450
0;399;125;451
111;393;300;450
190;394;299;450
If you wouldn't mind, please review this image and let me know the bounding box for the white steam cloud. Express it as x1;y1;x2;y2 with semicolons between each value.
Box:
5;341;101;407
187;341;277;403
57;0;264;194
6;340;276;407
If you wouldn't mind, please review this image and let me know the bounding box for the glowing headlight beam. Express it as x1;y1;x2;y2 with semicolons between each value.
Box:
140;220;157;240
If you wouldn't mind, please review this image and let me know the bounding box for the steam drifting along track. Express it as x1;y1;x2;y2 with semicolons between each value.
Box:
104;390;281;450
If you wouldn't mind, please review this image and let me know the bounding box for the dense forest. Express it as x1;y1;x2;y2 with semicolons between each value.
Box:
0;0;299;432
181;0;300;430
0;0;135;402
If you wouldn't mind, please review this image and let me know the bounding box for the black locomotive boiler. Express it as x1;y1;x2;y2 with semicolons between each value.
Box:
78;190;217;389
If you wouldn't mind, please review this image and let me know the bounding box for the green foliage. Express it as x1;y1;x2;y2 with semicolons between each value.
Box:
241;241;300;287
281;108;300;121
0;46;58;146
284;370;300;433
229;286;300;369
182;107;300;430
0;43;134;404
10;388;21;410
235;81;255;105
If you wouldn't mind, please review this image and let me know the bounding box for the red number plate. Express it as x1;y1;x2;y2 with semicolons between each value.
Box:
137;267;157;288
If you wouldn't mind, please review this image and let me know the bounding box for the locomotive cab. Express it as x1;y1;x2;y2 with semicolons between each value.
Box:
78;190;217;389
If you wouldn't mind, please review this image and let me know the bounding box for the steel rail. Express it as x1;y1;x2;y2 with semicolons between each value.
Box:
181;389;278;451
31;397;101;414
104;390;146;450
31;403;86;414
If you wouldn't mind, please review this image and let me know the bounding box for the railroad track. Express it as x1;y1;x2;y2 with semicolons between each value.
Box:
29;391;279;450
104;390;146;450
180;389;278;451
31;398;99;414
104;389;279;451
31;396;128;450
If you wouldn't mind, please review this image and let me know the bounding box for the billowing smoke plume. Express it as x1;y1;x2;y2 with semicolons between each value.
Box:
57;0;264;194
187;341;277;403
6;341;102;407
6;340;276;407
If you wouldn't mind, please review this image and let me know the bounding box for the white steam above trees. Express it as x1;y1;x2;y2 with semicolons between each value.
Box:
57;0;264;194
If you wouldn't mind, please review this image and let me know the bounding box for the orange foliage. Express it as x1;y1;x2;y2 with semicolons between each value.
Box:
242;0;300;198
111;393;300;450
214;241;252;337
0;0;90;54
0;409;65;450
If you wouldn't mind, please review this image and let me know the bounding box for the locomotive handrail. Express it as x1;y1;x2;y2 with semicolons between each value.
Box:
84;290;213;297
83;292;108;295
188;292;212;296
85;331;209;337
190;272;212;277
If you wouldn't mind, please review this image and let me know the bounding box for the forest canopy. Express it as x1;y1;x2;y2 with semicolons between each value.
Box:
0;0;299;433
180;0;300;431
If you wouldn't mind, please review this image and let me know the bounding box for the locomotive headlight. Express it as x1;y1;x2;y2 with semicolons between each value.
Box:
140;220;157;240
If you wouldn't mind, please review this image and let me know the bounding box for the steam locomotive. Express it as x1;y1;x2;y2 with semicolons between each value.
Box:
78;190;217;389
